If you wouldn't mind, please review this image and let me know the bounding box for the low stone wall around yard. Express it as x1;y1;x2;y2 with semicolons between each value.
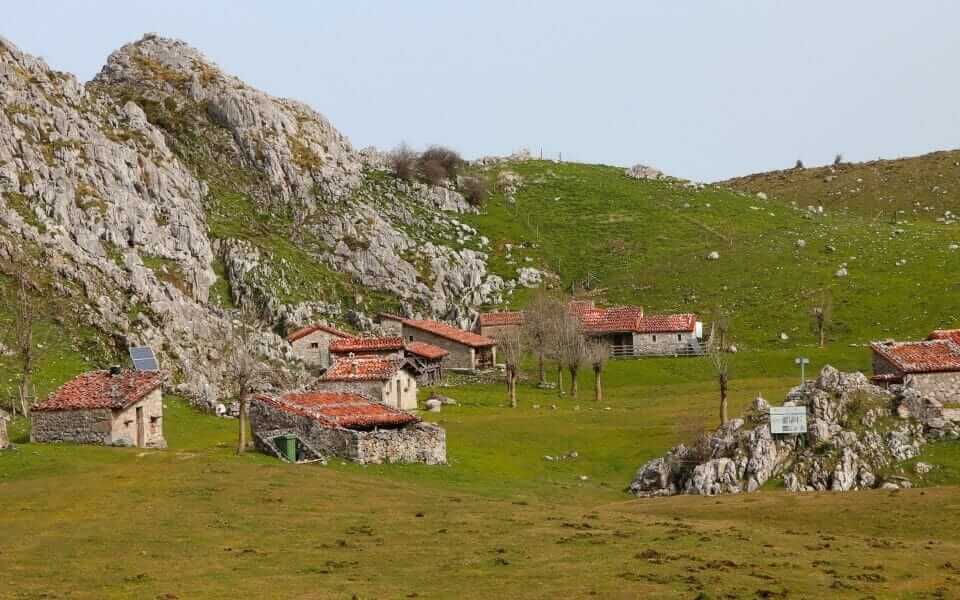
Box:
0;416;9;449
31;408;113;445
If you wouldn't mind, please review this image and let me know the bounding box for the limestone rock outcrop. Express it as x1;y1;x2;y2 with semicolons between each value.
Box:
630;366;928;497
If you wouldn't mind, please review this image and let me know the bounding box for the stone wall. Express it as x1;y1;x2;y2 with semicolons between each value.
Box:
31;408;113;444
401;325;476;370
872;353;900;377
631;331;697;355
314;371;417;409
110;389;166;448
249;398;445;464
290;329;342;368
0;414;9;449
905;372;960;405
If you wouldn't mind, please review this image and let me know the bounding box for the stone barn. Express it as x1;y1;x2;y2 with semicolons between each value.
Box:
404;341;448;386
477;311;523;339
318;357;419;410
379;314;496;371
0;409;10;449
249;391;446;465
287;324;354;369
871;338;960;402
571;300;702;357
329;336;406;361
31;370;166;448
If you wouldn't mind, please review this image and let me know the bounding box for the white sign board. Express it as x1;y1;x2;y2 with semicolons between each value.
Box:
770;406;807;434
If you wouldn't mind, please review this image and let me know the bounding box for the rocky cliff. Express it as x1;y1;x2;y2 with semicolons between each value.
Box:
0;34;520;405
629;367;942;497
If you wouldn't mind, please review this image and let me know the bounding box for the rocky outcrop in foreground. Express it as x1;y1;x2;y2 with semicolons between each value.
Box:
630;367;934;497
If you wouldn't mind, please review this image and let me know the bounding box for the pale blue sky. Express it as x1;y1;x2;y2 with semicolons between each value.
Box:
5;1;959;181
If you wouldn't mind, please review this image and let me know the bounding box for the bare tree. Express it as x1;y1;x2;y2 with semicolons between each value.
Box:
521;289;561;385
811;293;832;348
707;339;731;426
222;308;269;454
559;313;586;398
833;153;844;166
586;340;609;402
10;262;39;416
711;308;732;352
495;330;522;408
389;143;418;182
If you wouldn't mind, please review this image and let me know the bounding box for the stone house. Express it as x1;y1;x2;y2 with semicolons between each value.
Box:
330;336;447;385
477;311;523;339
287;324;354;369
379;314;496;371
0;409;9;449
249;391;446;465
871;338;960;397
571;300;702;357
31;370;166;448
317;357;419;410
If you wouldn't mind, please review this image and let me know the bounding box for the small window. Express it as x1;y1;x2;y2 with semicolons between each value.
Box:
677;334;682;341
409;335;414;342
652;335;657;342
310;342;320;349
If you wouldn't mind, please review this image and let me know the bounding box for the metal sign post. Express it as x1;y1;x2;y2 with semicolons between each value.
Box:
795;357;810;384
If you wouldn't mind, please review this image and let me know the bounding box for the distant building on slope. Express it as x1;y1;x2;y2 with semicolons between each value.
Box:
31;369;166;448
870;338;960;396
329;336;448;385
476;311;523;339
250;391;446;465
286;324;354;369
317;357;420;410
379;314;496;371
569;300;702;357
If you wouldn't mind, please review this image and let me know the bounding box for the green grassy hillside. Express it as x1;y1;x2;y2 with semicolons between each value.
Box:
721;149;960;220
464;160;960;352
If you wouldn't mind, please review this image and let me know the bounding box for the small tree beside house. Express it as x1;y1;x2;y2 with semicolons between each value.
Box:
223;309;270;455
811;293;832;348
707;339;732;426
8;261;40;416
586;340;609;402
495;330;522;408
521;289;563;385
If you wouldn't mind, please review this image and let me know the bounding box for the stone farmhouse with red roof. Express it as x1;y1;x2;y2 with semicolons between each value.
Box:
379;314;496;371
250;391;446;465
568;300;702;357
476;311;523;339
330;336;448;385
30;369;166;448
286;324;354;369
317;356;420;410
871;336;960;397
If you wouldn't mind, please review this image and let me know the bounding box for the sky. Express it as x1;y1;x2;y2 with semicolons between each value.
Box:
4;1;959;181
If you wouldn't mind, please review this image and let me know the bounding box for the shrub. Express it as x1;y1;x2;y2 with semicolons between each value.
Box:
833;153;844;166
389;143;418;182
460;176;489;206
418;145;462;184
794;159;804;169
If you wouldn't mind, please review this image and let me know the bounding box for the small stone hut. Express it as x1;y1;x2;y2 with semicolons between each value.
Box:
287;324;354;369
0;409;10;449
570;300;702;357
318;357;419;410
250;391;446;465
871;338;960;404
330;336;448;385
31;370;166;448
379;314;496;371
477;311;523;339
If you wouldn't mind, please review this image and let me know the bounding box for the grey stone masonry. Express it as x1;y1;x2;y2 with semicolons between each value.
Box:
0;410;10;449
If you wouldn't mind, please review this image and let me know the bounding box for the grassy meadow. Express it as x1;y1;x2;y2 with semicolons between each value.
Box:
2;351;960;599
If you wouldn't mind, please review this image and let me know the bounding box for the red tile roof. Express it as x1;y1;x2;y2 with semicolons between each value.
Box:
330;336;405;354
567;300;597;314
578;306;645;334
258;392;419;429
402;319;496;348
635;313;698;333
405;341;449;360
871;340;960;374
321;358;408;382
287;324;353;344
928;329;960;345
33;370;163;412
479;311;523;327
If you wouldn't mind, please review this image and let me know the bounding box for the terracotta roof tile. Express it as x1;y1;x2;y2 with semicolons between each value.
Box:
578;306;644;333
928;329;960;345
33;370;163;412
402;319;495;348
405;341;449;360
287;324;353;344
871;339;960;374
258;392;419;429
330;336;405;354
321;358;406;382
635;313;698;333
479;311;523;327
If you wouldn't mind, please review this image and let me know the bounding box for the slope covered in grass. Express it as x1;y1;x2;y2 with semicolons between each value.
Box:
721;148;960;220
463;160;960;351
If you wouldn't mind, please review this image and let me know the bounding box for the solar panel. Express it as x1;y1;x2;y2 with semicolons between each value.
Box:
129;346;159;372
